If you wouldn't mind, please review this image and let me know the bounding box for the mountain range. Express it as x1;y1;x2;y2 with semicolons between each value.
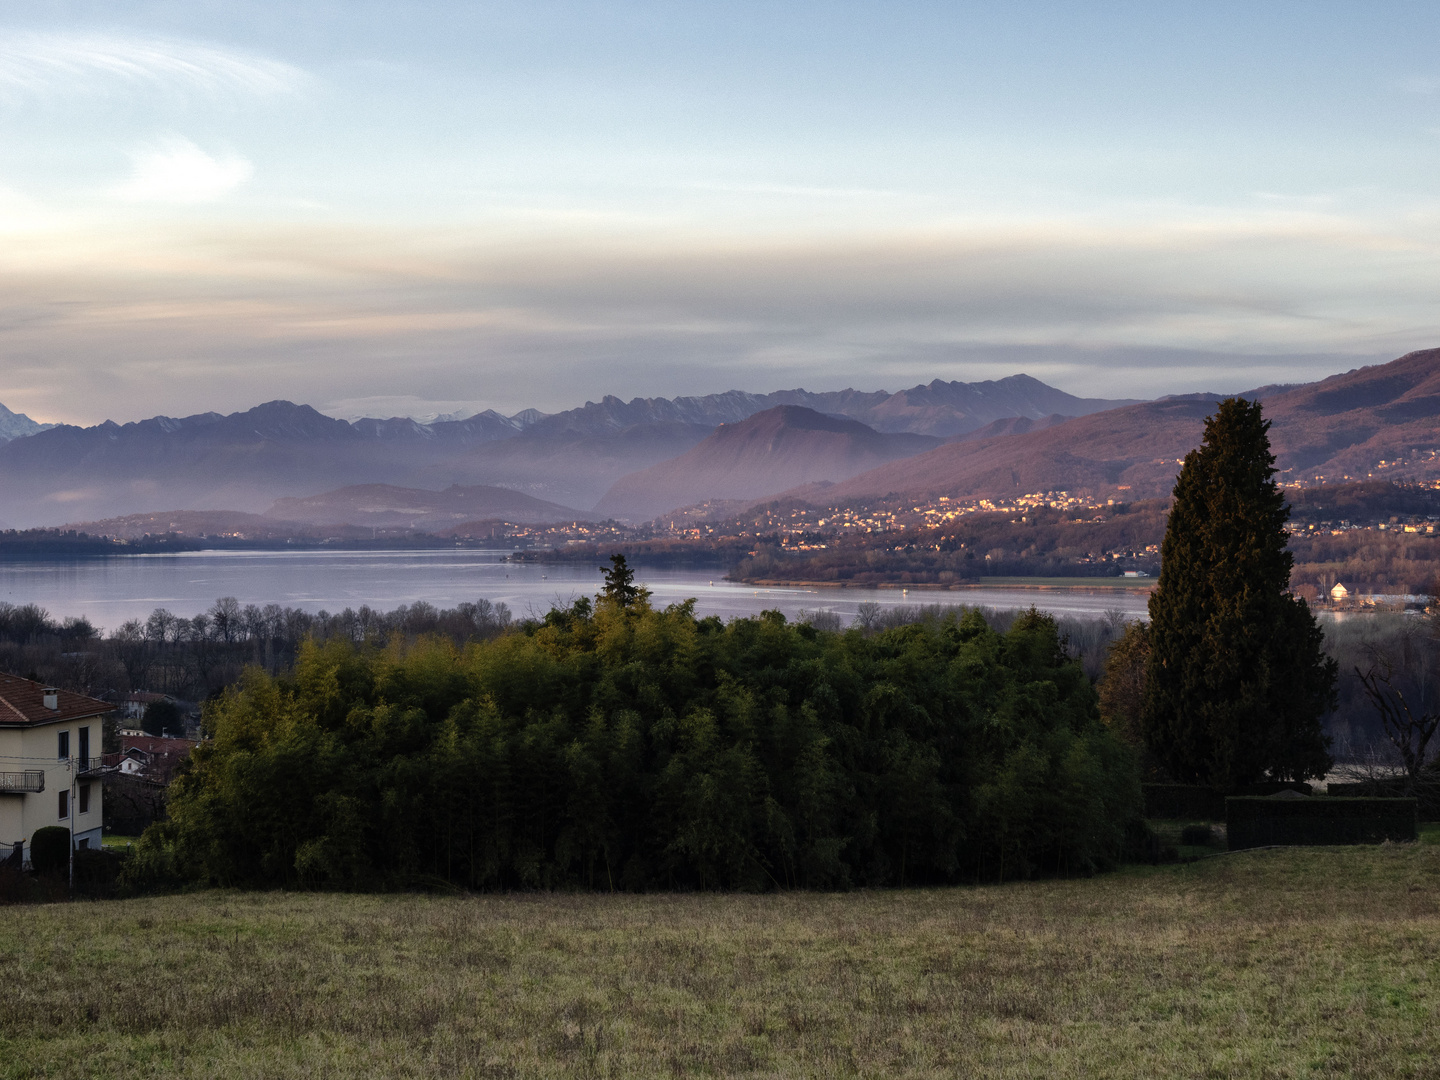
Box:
5;351;1439;532
0;375;1135;528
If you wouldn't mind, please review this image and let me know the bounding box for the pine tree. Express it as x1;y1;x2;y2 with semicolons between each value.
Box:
599;553;648;609
1142;398;1335;788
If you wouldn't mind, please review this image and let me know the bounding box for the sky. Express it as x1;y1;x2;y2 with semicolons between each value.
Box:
3;1;1440;425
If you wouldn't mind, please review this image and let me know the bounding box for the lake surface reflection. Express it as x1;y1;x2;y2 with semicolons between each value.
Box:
0;549;1151;632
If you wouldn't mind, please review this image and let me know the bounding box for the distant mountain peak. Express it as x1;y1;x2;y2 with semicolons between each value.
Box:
0;401;55;444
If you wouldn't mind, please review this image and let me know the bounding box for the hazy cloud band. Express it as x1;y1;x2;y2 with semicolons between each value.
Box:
0;216;1432;423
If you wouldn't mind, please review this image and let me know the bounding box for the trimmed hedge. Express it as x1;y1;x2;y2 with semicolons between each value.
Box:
1327;781;1440;821
1227;796;1418;850
1144;785;1223;820
1144;782;1313;821
1243;781;1317;798
29;826;69;876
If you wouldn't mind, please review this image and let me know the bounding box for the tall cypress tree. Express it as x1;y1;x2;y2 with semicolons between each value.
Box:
1143;398;1335;788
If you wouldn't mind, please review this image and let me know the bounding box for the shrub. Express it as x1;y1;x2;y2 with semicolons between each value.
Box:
1227;796;1418;850
1179;824;1215;846
1143;785;1225;820
1122;819;1175;864
1327;780;1440;821
72;847;127;898
1143;782;1314;821
29;826;69;877
116;828;187;896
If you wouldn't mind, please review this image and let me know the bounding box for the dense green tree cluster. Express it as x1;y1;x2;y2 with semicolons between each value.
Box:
152;595;1141;891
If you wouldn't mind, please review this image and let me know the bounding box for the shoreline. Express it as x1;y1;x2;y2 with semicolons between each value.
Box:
737;577;1157;592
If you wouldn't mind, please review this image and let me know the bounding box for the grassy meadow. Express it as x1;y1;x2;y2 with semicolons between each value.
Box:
4;838;1440;1079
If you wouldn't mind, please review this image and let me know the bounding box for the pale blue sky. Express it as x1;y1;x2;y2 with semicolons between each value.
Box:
2;1;1440;422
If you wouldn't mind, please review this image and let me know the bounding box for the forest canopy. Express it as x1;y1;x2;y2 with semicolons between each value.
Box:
149;596;1143;892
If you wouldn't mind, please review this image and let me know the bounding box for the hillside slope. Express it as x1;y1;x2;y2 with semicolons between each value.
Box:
594;406;940;520
266;484;578;527
805;348;1440;506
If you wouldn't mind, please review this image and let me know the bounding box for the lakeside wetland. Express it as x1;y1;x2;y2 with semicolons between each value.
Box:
5;839;1438;1079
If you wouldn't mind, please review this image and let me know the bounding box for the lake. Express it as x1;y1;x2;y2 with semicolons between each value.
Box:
0;549;1152;632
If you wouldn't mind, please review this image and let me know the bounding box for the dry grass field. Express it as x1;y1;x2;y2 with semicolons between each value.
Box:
4;837;1439;1079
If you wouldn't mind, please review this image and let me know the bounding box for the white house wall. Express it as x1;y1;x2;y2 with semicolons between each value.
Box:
1;718;104;850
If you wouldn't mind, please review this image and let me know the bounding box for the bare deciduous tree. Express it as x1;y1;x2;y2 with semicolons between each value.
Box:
1355;657;1440;790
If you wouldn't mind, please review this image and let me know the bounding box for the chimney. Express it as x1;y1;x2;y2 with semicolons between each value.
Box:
42;688;59;711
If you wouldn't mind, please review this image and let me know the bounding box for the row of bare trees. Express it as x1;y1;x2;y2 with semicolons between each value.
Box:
0;597;515;705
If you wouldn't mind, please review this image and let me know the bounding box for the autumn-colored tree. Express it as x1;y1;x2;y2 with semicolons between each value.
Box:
1099;620;1150;749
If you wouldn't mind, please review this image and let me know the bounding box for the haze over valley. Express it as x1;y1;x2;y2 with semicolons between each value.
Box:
0;374;1138;528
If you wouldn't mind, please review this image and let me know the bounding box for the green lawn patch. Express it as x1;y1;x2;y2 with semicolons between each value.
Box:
3;843;1438;1078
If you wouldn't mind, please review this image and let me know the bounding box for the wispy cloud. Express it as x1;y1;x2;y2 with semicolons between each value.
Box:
0;32;309;102
117;138;254;203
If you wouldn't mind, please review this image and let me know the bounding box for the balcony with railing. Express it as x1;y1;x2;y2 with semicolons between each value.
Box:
0;771;44;794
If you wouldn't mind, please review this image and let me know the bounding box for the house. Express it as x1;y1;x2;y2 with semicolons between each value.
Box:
1330;582;1350;602
108;733;197;784
117;747;154;776
119;692;199;738
101;733;200;836
0;673;112;862
120;691;173;722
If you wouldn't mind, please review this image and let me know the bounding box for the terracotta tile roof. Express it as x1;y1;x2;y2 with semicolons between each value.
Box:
0;673;112;727
120;734;198;756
